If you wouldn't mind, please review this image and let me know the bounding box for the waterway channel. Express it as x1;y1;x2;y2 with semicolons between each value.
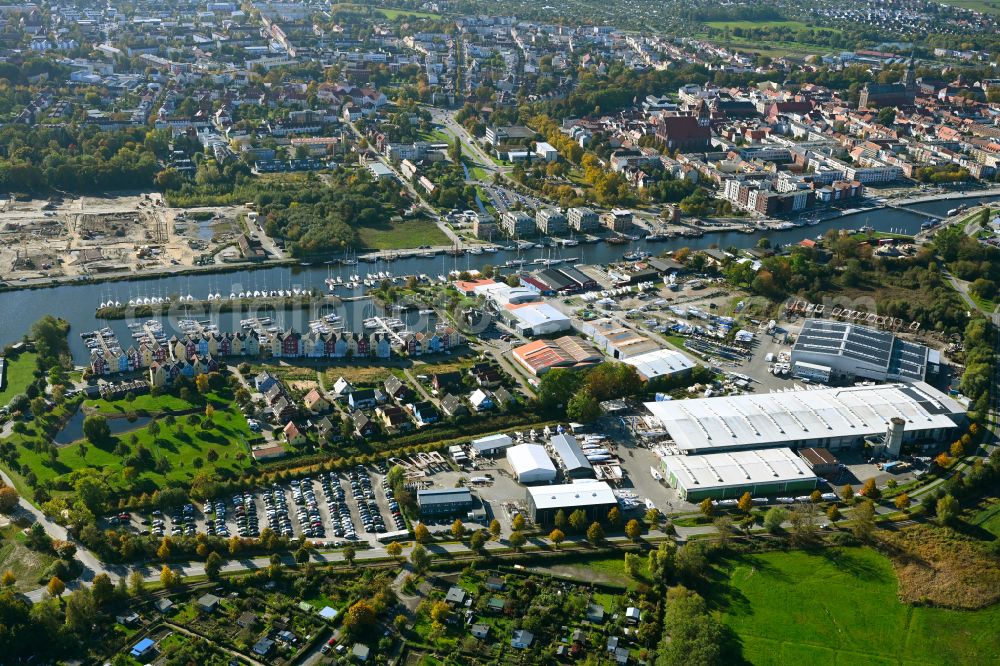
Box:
2;195;996;365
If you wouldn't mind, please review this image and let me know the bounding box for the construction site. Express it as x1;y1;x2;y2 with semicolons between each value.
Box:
0;193;250;284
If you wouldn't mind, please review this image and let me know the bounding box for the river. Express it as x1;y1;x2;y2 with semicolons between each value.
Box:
0;198;987;365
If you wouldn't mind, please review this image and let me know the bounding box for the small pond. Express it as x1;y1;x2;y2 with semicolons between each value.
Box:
53;409;152;446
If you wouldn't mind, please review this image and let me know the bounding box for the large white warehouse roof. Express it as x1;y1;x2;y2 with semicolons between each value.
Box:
645;382;963;453
526;480;616;510
661;448;816;493
506;443;557;482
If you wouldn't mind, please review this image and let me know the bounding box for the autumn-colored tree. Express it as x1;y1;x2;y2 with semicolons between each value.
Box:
644;507;661;525
699;498;714;518
625;519;642;542
342;544;356;566
0;486;20;513
894;493;911;510
228;535;242;556
840;484;855;502
936;494;959;525
737;491;753;514
414;522;431;544
345;600;376;632
386;541;403;559
607;506;621;527
826;505;841;522
860;478;881;500
430;600;450;624
549;528;565;548
156;536;171;561
569;509;587;532
195;373;210;394
810;490;822;503
586;522;605;545
1;570;15;587
509;531;527;551
47;576;65;599
511;513;526;531
852;500;876;541
935;452;952;468
160;566;180;588
489;519;502;538
950;440;965;458
554;509;567;530
450;519;465;540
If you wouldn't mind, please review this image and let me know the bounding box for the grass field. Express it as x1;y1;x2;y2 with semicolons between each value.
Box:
0;525;57;591
709;548;1000;665
0;352;38;405
970;499;1000;537
9;390;257;495
357;217;450;250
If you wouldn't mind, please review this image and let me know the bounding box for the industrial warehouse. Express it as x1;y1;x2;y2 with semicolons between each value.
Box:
525;481;618;524
660;448;818;501
790;319;941;384
644;382;964;454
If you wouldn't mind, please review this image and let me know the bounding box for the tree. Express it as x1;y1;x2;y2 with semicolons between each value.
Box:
586;521;605;545
450;519;466;540
658;586;724;666
852;500;876;541
386;541;403;560
345;600;376;633
950;439;966;458
430;599;450;624
566;388;601;422
810;490;823;503
737;491;753;514
414;522;431;544
826;505;841;523
64;586;97;635
625;519;642;542
624;552;642;579
489;519;502;538
410;544;430;572
205;552;223;580
0;571;14;587
553;510;567;530
840;484;855;502
156;536;171;561
82;415;111;445
91;573;115;606
763;507;787;533
46;576;65;599
160;566;180;588
343;544;357;566
469;529;486;552
127;570;145;597
644;507;661;526
699;498;714;518
569;509;588;532
195;373;210;394
511;513;526;531
549;528;565;548
294;547;310;564
713;516;734;546
607;506;621;527
508;531;527;550
0;486;19;513
860;478;881;500
894;493;911;511
936;494;959;525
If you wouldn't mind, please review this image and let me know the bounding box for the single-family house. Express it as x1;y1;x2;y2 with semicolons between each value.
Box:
432;371;463;392
471;624;490;639
468;388;494;412
352;411;378;437
445;586;466;605
283;421;306;446
253;637;275;657
410;400;440;425
376;404;413;432
440;393;469;417
303;388;330;414
333;376;354;395
349;388;378;411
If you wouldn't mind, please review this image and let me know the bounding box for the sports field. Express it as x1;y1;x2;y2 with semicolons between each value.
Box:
710;548;1000;665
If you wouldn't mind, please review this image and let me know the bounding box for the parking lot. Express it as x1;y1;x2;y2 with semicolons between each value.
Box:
115;463;408;547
